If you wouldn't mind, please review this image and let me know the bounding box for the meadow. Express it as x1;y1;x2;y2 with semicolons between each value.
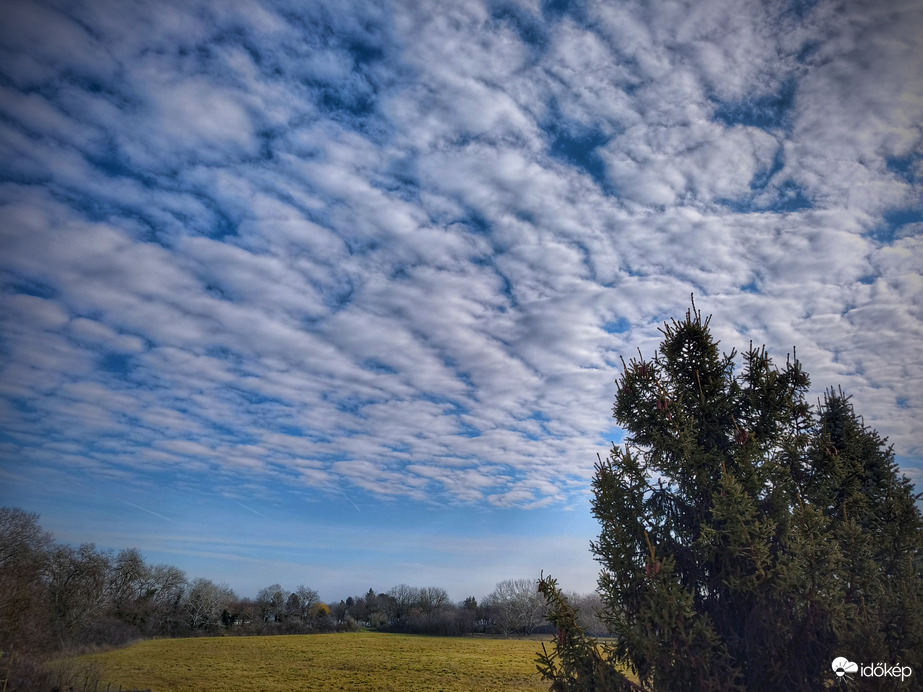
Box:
78;631;552;691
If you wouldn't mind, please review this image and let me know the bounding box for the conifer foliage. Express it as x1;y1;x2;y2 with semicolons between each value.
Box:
538;302;923;691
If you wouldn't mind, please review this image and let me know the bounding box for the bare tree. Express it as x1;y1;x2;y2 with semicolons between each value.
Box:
387;584;419;620
0;508;54;652
294;584;321;619
144;563;187;635
483;578;545;636
567;591;609;637
417;586;451;615
182;578;235;631
98;548;187;637
0;507;53;568
47;543;111;645
107;548;148;625
255;583;287;623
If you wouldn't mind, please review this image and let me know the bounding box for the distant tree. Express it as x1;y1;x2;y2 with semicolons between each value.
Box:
182;578;235;631
333;599;349;621
227;595;257;627
309;601;331;618
285;591;302;620
46;543;111;646
417;586;451;615
450;596;478;633
0;508;53;653
294;584;321;619
566;591;608;637
0;507;52;568
143;563;187;635
107;548;147;621
387;584;419;621
255;583;287;623
539;303;923;691
307;600;334;632
484;578;545;636
92;547;184;643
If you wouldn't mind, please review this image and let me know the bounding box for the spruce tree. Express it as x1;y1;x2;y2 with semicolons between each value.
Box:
538;302;923;691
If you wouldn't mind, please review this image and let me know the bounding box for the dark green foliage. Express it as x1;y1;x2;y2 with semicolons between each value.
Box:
804;389;923;673
537;573;641;692
539;302;923;691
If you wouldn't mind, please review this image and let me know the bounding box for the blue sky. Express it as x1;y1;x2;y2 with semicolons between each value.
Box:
1;0;921;603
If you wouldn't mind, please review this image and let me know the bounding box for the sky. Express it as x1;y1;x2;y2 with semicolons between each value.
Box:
0;0;921;604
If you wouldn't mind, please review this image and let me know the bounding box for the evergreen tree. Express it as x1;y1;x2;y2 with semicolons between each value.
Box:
538;302;922;691
804;389;923;673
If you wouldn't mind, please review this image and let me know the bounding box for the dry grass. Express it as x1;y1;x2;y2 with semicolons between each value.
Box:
77;631;551;691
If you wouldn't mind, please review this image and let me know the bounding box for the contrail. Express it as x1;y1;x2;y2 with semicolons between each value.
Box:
339;491;362;512
123;501;178;523
234;500;267;518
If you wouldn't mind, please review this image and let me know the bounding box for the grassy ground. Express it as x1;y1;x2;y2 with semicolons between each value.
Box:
78;631;552;691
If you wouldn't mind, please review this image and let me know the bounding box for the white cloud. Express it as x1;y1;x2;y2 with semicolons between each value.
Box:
0;0;920;526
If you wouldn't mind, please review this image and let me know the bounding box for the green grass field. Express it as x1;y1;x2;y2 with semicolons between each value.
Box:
78;632;552;691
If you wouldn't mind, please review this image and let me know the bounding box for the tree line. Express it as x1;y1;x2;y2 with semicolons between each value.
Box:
0;507;604;688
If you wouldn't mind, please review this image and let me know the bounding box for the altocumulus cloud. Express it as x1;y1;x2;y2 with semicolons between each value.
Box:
1;0;922;596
